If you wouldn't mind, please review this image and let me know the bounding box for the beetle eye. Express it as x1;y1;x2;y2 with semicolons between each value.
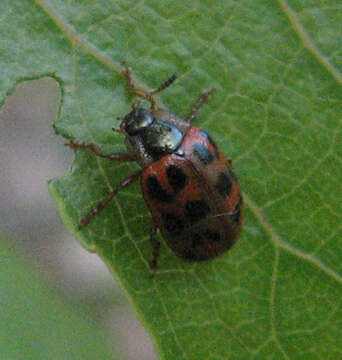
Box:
124;109;155;135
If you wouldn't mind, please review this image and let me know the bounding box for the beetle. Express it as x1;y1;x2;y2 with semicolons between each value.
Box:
68;67;243;275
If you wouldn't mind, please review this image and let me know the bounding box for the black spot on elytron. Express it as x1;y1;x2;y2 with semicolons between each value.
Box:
204;230;221;243
192;142;214;165
147;174;173;203
200;130;219;158
166;165;187;194
215;172;233;197
186;200;211;223
162;213;184;235
191;232;204;248
232;196;243;223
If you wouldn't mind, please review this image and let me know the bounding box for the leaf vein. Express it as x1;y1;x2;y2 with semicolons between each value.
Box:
244;193;342;284
278;0;342;85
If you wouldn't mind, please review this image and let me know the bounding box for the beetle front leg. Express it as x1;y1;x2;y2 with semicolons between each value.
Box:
122;66;155;105
122;66;177;111
66;141;137;161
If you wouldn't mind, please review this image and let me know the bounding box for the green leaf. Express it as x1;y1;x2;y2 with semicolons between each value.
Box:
1;0;341;359
0;237;117;359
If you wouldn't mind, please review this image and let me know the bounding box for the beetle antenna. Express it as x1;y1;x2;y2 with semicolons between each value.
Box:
150;73;178;96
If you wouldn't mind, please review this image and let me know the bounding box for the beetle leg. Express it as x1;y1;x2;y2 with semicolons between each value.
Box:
66;141;137;161
122;66;177;110
78;169;142;229
122;66;149;99
186;88;216;123
149;223;160;277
